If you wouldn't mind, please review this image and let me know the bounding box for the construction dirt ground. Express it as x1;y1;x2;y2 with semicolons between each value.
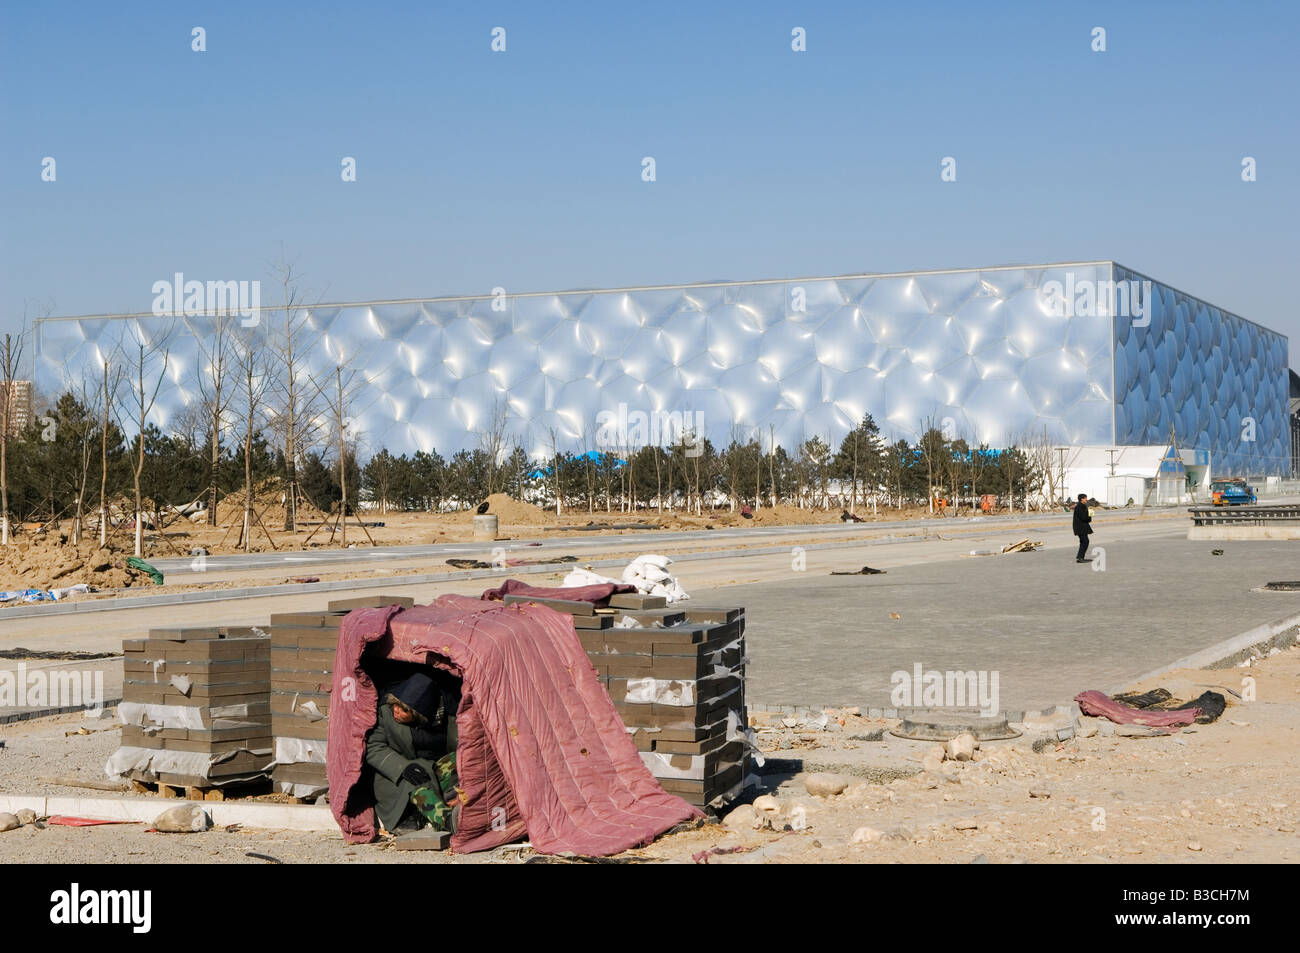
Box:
1;505;1296;864
0;643;1295;864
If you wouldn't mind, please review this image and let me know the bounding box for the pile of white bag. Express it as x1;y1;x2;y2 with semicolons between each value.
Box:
561;553;690;603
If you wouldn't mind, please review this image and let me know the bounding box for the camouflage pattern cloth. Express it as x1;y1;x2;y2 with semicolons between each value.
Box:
410;752;461;832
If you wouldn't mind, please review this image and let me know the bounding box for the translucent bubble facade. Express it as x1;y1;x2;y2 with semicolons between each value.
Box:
33;261;1289;472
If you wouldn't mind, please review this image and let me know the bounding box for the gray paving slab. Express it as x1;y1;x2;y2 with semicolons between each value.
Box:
713;537;1300;712
0;657;122;721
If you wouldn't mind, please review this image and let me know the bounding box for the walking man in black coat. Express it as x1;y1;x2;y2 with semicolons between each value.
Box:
1072;492;1092;563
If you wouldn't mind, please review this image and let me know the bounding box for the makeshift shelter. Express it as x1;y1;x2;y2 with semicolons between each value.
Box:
326;595;702;854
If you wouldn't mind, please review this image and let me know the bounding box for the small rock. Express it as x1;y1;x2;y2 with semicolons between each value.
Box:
0;813;20;832
970;853;989;864
953;818;979;831
850;826;883;845
752;795;781;818
1187;841;1202;852
1115;725;1163;738
152;803;212;833
1019;711;1074;737
723;804;758;830
804;772;850;798
946;732;978;762
1076;724;1098;739
1029;789;1051;799
1229;720;1250;727
781;717;798;728
848;729;884;742
15;809;36;825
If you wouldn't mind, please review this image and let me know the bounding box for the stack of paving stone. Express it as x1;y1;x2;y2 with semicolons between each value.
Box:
501;591;750;808
112;625;273;792
269;594;415;798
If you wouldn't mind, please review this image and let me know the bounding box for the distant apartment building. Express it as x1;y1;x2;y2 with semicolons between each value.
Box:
1;380;33;437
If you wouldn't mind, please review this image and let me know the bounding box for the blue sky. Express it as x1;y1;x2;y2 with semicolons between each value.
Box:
2;1;1296;358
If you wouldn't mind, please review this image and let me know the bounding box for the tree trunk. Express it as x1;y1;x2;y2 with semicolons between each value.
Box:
208;392;221;526
100;362;110;547
244;424;253;554
337;369;348;548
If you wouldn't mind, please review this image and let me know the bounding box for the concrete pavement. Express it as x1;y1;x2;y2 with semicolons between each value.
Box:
719;536;1300;712
5;511;1291;721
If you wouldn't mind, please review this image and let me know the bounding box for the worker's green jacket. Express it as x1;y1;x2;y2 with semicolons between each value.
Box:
365;702;446;832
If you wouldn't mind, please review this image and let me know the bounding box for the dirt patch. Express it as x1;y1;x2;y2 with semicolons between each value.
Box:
471;493;553;526
624;645;1300;863
0;538;136;592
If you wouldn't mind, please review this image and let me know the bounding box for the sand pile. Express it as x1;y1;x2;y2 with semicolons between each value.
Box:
475;493;552;526
749;503;844;525
214;484;328;528
0;538;135;592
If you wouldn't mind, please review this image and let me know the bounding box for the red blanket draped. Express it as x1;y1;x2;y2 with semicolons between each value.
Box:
326;596;700;854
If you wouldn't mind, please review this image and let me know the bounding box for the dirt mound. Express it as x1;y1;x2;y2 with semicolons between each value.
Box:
214;483;329;528
476;493;552;526
0;537;136;592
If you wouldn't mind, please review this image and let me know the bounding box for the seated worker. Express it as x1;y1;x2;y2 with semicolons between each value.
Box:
365;671;460;834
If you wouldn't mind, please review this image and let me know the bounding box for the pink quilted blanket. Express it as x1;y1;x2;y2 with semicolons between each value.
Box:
327;595;701;854
479;578;636;604
1074;690;1200;728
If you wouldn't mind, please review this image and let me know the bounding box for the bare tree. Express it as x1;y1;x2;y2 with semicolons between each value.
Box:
119;322;173;556
67;373;107;545
266;253;325;533
194;312;237;526
96;348;125;546
310;364;368;547
547;425;564;516
0;324;30;545
768;424;777;508
479;397;511;498
231;327;272;552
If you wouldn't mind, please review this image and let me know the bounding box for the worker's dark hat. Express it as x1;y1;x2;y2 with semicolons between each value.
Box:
390;673;438;722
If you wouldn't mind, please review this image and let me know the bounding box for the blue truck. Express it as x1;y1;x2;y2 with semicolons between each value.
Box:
1210;479;1257;505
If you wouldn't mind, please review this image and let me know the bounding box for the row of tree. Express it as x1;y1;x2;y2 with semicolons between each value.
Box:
1;382;1053;546
2;261;384;551
359;415;1047;516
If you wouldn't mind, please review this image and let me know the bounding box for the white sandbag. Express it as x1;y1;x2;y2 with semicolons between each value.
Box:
561;567;619;588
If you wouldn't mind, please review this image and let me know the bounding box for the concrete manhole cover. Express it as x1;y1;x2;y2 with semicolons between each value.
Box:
891;709;1022;742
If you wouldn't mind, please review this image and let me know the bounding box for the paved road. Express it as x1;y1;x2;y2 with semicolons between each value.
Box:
8;514;1288;721
150;508;1169;576
726;536;1300;712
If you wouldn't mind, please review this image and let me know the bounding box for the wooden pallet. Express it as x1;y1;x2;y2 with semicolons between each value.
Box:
127;773;271;802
